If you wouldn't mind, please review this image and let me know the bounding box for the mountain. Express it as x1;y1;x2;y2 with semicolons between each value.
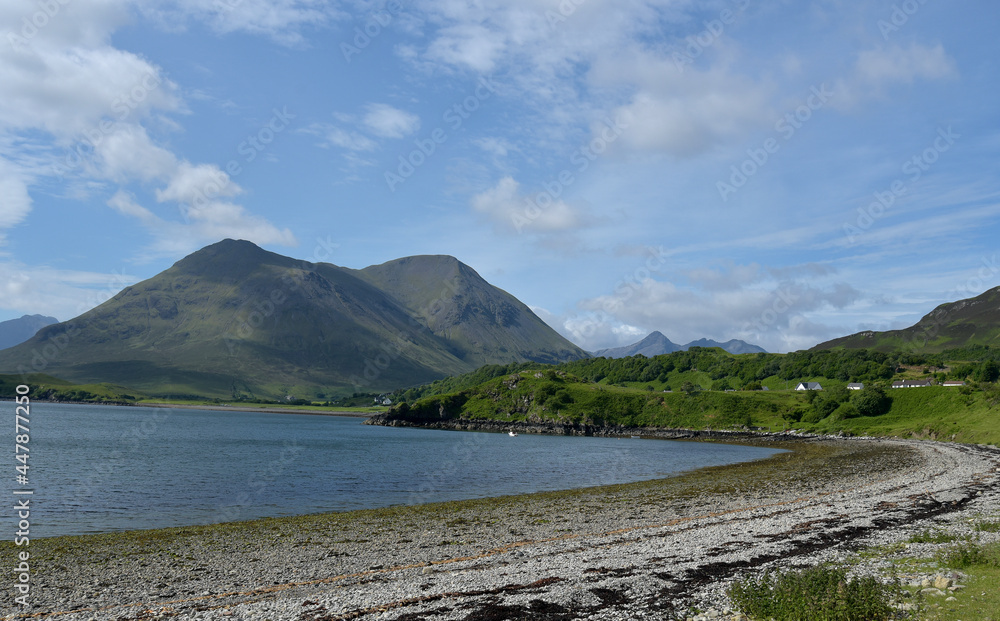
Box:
592;331;682;358
593;331;766;358
0;240;587;399
813;285;1000;352
683;338;767;355
0;314;58;350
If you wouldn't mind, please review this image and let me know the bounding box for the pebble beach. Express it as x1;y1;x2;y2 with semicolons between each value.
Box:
4;435;999;620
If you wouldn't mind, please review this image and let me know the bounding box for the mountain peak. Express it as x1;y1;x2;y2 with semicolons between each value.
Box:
171;239;301;279
594;332;766;358
0;242;587;398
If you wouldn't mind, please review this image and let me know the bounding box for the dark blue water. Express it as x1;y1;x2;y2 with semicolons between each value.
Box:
3;402;784;537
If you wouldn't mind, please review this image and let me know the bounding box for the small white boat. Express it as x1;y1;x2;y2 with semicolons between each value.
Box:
508;430;518;437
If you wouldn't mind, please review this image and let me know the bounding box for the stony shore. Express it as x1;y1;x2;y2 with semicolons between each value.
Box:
4;435;999;621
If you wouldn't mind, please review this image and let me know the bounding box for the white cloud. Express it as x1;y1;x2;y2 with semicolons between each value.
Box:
550;262;864;353
108;191;297;256
94;125;178;182
0;0;298;261
595;52;774;156
0;157;33;244
833;43;957;110
362;104;420;139
0;259;138;322
155;161;242;204
137;0;342;47
0;6;182;139
471;176;584;234
299;123;378;151
425;23;507;73
473;137;516;157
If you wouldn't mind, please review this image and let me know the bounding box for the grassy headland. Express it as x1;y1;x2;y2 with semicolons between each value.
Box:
381;346;1000;444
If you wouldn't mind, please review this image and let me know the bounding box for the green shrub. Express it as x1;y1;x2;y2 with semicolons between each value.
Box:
974;520;1000;533
937;541;1000;568
801;408;827;424
851;386;892;417
728;565;899;621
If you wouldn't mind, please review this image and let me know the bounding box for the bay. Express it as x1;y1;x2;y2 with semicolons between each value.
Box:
5;402;784;538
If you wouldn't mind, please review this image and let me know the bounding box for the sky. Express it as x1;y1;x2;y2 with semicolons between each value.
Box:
1;0;998;354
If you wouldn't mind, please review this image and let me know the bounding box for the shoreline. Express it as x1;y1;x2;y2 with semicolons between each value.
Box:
16;398;378;417
5;436;998;620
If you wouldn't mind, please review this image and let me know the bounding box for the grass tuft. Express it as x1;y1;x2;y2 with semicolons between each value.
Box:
908;528;965;544
727;565;900;621
936;541;1000;569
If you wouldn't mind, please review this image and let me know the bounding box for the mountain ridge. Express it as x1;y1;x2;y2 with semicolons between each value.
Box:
812;286;1000;352
592;331;766;358
0;240;587;399
0;314;59;351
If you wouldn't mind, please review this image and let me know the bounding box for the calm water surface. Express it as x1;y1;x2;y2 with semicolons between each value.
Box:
5;402;784;537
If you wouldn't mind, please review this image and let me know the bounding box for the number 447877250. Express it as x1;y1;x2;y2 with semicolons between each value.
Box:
15;386;30;481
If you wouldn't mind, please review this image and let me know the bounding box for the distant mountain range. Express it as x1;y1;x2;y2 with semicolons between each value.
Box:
592;331;766;358
0;240;587;399
0;314;58;350
813;285;1000;352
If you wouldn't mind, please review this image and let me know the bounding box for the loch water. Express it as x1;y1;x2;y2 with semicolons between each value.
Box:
5;402;785;537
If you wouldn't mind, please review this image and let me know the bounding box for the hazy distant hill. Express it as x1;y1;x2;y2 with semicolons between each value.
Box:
813;286;1000;352
0;240;587;399
683;338;767;355
593;331;766;358
0;314;58;350
592;331;682;358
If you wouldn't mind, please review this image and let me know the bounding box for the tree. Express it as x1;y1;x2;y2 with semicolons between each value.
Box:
974;360;1000;383
680;381;700;395
851;386;892;417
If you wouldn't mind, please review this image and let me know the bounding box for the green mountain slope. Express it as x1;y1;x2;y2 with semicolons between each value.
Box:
355;255;585;366
0;240;586;399
813;286;1000;352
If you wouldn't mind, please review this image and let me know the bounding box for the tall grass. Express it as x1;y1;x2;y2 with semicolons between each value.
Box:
728;565;900;621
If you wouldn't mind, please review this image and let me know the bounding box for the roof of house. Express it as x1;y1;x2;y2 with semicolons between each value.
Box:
892;379;932;387
796;382;823;389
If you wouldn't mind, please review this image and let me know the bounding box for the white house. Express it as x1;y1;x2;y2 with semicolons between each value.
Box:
891;379;932;388
847;383;864;390
795;382;823;391
942;381;966;387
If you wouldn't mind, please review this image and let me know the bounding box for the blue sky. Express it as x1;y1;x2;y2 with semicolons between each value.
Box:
1;0;998;353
